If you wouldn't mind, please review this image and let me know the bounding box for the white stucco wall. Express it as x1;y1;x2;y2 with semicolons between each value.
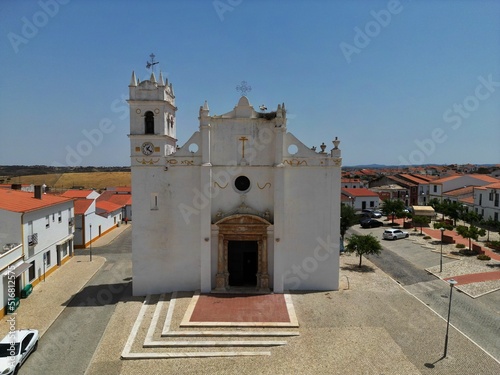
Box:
129;74;342;295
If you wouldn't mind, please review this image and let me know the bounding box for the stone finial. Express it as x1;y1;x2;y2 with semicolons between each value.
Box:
320;142;327;153
158;71;165;86
333;137;340;149
129;71;137;86
150;72;157;83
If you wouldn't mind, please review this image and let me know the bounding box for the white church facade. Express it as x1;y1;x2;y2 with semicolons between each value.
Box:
128;71;342;296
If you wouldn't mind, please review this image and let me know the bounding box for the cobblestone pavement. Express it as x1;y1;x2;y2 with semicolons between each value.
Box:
86;254;500;375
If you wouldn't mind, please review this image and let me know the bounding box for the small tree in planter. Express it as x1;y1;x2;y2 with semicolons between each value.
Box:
412;215;430;235
380;199;405;225
434;221;454;231
456;225;486;251
345;233;383;268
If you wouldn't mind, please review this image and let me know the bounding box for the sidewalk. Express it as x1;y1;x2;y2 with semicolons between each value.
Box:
391;218;500;296
0;225;131;338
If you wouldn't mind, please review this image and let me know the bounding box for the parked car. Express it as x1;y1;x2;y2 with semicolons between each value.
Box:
0;329;38;375
383;229;409;240
371;210;383;218
360;218;384;228
357;212;371;222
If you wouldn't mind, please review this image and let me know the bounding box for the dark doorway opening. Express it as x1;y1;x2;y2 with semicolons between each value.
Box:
228;241;258;286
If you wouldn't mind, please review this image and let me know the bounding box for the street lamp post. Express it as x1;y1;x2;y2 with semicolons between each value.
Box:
443;279;458;358
89;224;93;262
440;227;445;273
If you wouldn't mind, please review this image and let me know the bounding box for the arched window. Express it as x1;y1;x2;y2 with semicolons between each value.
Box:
145;111;154;134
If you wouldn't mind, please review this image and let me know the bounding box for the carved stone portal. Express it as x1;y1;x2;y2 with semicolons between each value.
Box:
214;214;271;292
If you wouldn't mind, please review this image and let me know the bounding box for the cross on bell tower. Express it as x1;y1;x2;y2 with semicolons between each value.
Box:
146;53;159;73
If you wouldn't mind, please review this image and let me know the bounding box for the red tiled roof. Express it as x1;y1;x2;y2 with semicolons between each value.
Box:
475;182;500;190
74;199;93;215
0;189;73;213
460;196;474;204
97;191;132;206
398;174;429;184
443;186;474;197
468;174;500;183
341;188;379;197
96;201;122;214
61;190;96;198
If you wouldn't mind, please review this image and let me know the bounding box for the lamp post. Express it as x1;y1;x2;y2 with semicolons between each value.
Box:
443;279;458;358
439;227;445;273
89;224;93;262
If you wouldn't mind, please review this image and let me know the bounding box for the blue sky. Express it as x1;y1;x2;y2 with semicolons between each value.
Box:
1;0;499;167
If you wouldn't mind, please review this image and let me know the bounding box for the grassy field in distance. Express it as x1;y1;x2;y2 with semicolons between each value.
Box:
10;172;131;190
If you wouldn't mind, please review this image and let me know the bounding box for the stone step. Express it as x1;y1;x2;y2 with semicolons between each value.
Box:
143;340;288;348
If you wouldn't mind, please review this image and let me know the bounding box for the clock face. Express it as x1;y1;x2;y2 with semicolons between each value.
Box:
141;142;154;156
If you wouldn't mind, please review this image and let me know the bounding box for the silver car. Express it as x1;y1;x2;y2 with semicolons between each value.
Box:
383;229;409;240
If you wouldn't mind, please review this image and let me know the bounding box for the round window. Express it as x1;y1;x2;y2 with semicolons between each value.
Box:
234;176;251;192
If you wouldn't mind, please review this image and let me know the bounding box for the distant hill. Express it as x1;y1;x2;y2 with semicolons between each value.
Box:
0;166;131;190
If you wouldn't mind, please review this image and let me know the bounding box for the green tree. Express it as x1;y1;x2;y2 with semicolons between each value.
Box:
433;221;453;231
481;217;500;241
412;215;430;234
456;225;486;251
345;233;383;268
340;204;358;241
380;199;405;225
461;210;482;226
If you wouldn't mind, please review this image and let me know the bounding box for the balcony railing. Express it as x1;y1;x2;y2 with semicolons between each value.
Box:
28;233;38;246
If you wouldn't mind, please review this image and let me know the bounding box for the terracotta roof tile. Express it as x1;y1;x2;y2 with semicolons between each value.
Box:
0;189;73;213
341;188;379;197
74;199;93;215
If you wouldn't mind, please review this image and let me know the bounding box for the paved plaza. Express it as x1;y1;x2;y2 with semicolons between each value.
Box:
2;224;500;374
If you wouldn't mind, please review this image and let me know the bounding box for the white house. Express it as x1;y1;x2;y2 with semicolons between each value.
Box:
128;71;342;296
341;188;380;211
0;187;74;316
429;174;499;201
473;182;500;221
62;190;123;248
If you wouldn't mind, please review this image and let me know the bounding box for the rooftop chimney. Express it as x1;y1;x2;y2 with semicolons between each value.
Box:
34;185;43;199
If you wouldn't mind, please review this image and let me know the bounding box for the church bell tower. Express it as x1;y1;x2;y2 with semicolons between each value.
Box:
128;70;177;165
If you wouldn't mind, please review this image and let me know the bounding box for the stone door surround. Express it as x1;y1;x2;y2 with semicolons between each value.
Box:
215;214;271;292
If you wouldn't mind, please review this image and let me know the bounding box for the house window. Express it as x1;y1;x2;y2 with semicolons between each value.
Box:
433;185;437;193
52;213;55;222
494;212;498;222
114;217;117;224
46;216;50;228
495;193;499;207
150;193;159;210
145;111;155;134
45;251;51;267
28;261;35;281
370;201;375;208
58;211;62;223
479;194;482;205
